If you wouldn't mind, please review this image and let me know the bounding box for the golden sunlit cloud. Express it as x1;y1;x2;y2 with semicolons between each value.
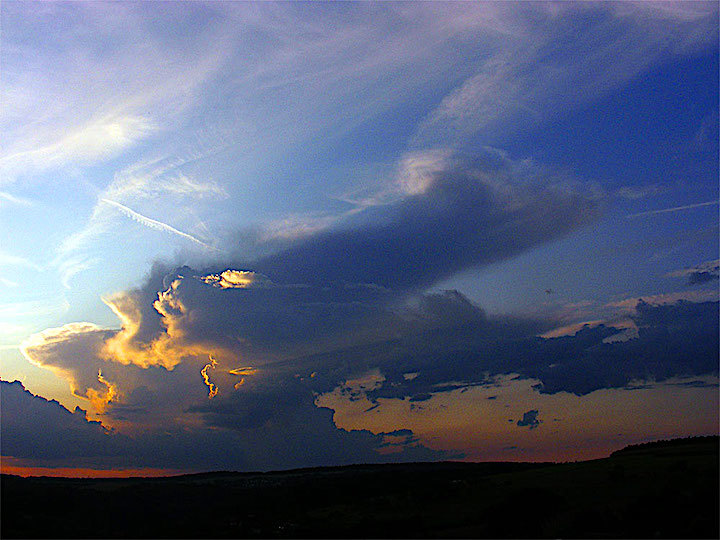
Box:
20;322;110;403
201;355;219;399
540;319;605;338
101;279;230;369
200;269;270;289
101;290;179;369
19;276;241;420
86;369;118;413
606;289;720;312
228;366;257;376
228;365;258;391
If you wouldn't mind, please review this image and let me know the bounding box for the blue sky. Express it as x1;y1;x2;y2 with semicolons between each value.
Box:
0;1;718;474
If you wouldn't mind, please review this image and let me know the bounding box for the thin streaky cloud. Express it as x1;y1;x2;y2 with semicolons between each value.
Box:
626;200;719;219
0;191;33;206
104;144;231;204
0;250;43;271
99;199;219;251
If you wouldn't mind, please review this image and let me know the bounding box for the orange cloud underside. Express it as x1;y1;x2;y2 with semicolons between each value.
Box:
1;457;185;478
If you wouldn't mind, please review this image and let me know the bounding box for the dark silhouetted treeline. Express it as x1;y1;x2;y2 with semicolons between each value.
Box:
2;435;718;538
610;434;718;456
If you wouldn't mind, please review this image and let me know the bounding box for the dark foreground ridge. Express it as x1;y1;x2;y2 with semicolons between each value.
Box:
2;436;718;538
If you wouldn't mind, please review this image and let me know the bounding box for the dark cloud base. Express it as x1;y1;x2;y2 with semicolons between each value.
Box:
283;299;719;402
0;380;447;471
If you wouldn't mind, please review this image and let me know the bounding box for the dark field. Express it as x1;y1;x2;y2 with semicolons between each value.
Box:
2;436;717;538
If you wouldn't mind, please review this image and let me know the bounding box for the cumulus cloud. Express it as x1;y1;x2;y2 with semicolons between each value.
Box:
19;299;232;428
606;290;719;314
24;253;718;435
319;298;719;400
76;146;600;378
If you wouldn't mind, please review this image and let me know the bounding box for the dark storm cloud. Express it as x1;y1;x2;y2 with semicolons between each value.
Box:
333;299;719;400
30;149;599;384
187;371;446;467
101;150;600;371
18;267;718;472
0;380;131;463
1;380;446;471
153;268;400;360
20;149;718;472
251;153;601;290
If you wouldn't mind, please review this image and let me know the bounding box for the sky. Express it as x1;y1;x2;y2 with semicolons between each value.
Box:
1;1;718;477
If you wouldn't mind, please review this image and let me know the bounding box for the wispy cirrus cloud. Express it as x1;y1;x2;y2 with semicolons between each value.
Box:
0;191;33;207
0;115;155;182
52;150;229;287
412;2;718;148
626;200;719;219
0;2;234;185
0;249;42;271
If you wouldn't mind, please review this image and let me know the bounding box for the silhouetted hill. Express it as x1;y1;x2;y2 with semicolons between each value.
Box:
2;436;718;538
610;434;718;456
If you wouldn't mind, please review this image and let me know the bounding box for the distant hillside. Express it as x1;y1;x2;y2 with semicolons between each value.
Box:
2;436;718;538
611;435;719;456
